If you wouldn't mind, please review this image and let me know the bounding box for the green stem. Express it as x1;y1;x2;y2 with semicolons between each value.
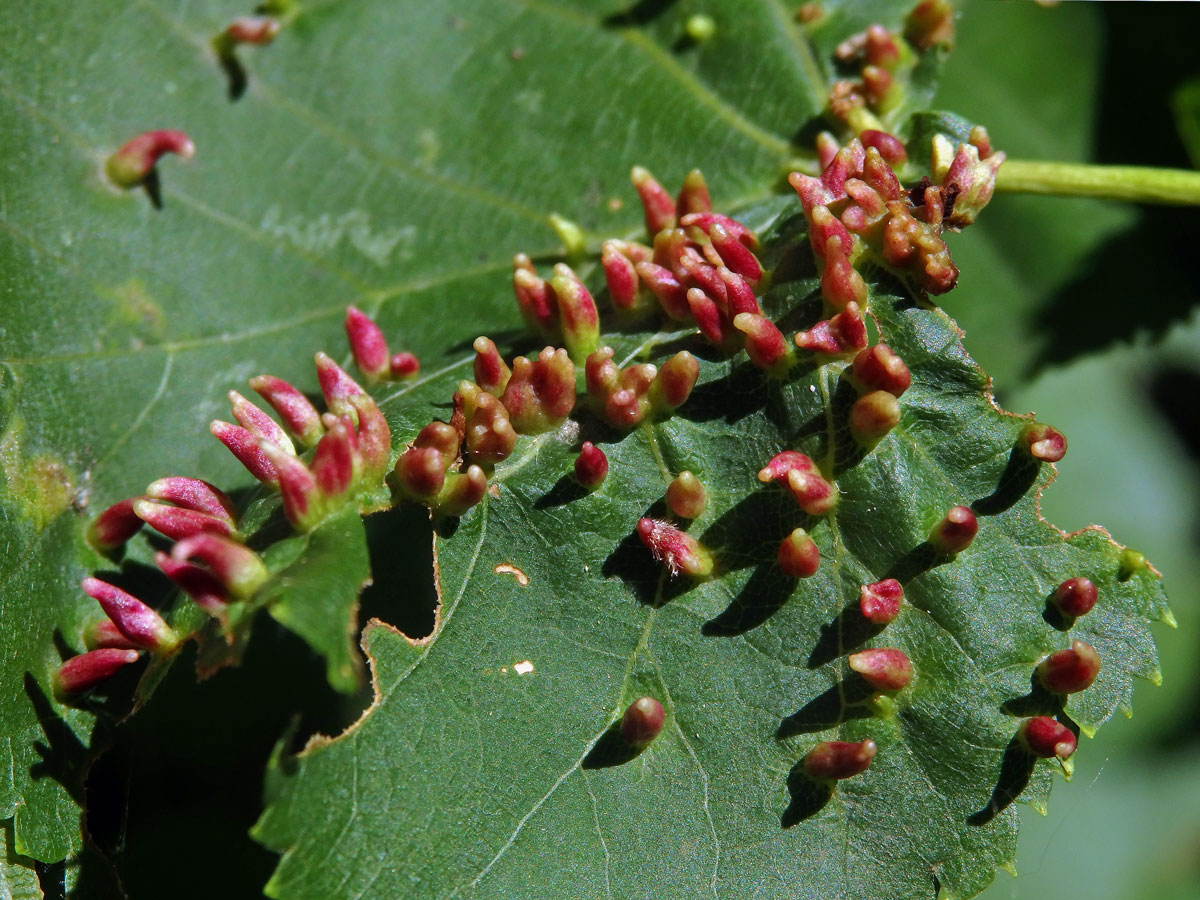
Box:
996;159;1200;206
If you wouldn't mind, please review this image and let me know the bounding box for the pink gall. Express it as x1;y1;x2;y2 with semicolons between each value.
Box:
344;306;391;382
648;351;699;413
820;236;868;309
229;390;295;455
512;256;559;341
940;142;1006;229
170;533;269;600
905;0;955;50
676;169;712;217
708;222;763;285
458;381;517;466
850;390;902;445
221;15;280;46
734;313;793;373
794;302;869;357
786;468;838;515
348;393;391;480
550;264;600;362
389;352;420;378
155;553;229;616
719;266;761;317
500;347;576;434
621;696;666;748
259;441;322;529
634;261;691;320
637;518;714;579
666;471;707;519
81;577;178;655
436;465;488;517
309;421;357;499
574;442;609;491
778;528;820;578
414;421;461;469
146;477;237;525
860;578;904;624
250;375;324;447
630;166;677;235
83;618;140;652
804;739;877;782
860;129;908;167
852;344;911;396
687;287;732;347
472;336;512;395
53;649;142;699
601;241;643;314
1053;577;1098;618
816;131;840;170
680;249;729;303
132;497;235;541
210;421;279;484
1021;423;1067;463
1038;640;1101;694
930;504;977;555
394;447;448;500
1018;717;1078;760
678;212;758;250
314;352;365;420
848;648;912;691
86;498;144;554
105;130;194;189
758;451;815;484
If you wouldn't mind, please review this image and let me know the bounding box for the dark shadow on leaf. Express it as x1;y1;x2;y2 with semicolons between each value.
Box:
1001;673;1065;719
776;679;876;738
1041;595;1073;633
141;169;162;209
781;763;833;827
535;472;588;509
829;374;868;475
683;364;773;424
35;861;66;900
582;724;643;769
971;446;1039;516
602;0;679;28
967;737;1035;826
806;599;886;668
219;51;248;100
361;503;438;640
702;564;795;636
24;671;100;808
883;540;942;585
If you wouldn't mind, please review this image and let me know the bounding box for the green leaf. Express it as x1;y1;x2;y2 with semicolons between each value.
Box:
1;820;43;900
0;0;1173;896
260;507;371;694
253;198;1169;899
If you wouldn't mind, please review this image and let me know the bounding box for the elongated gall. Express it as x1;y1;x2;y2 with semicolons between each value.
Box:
734;313;792;372
631;166;677;235
820;236;868;309
229;389;295;455
1020;423;1067;463
210;420;280;484
648;351;699;412
53;649;141;699
344;306;391;382
512;257;559;340
758;451;814;483
437;465;488;517
314;352;365;419
83;618;140;652
676;169;711;217
1053;577;1097;618
860;129;907;166
804;739;877;781
146;477;237;525
786;468;838;515
499;347;576;434
848;648;912;691
574;442;608;490
602;242;642;313
395;447;447;499
86;498;144;553
171;534;269;600
81;577;178;654
778;528;820;577
1038;640;1100;694
222;15;280;45
1018;717;1077;760
132;498;234;541
621;696;666;747
666;471;707;518
550;264;600;362
389;352;420;378
709;222;762;285
250;374;324;447
859;578;903;624
637;518;713;578
930;505;977;555
850;390;901;444
105;130;194;189
852;344;911;396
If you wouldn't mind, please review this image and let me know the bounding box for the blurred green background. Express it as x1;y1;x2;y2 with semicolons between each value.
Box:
943;3;1200;898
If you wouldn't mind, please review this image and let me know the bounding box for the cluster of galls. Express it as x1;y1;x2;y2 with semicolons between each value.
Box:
62;314;410;700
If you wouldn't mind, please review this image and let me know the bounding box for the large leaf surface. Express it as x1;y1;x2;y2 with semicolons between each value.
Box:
253;197;1169;899
0;0;1172;897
